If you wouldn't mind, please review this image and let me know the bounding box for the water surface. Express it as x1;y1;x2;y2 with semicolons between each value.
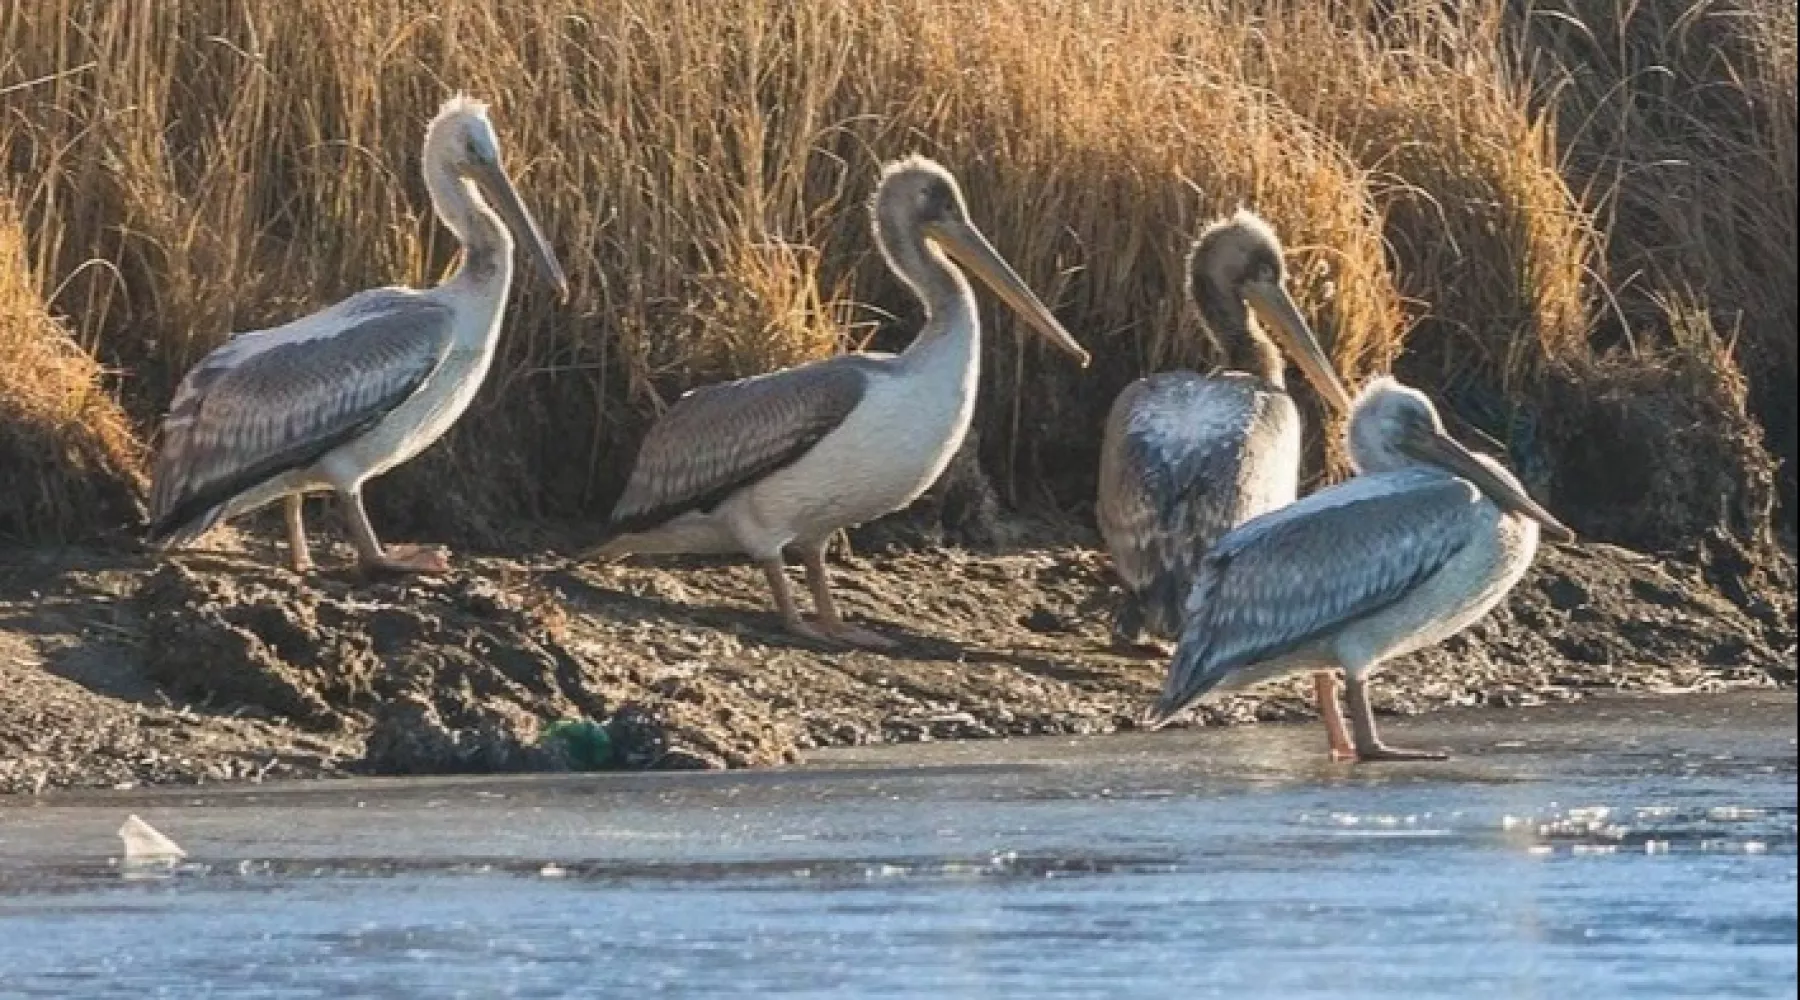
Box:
1;691;1794;998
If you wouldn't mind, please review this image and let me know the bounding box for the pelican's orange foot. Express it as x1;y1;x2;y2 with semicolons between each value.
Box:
1355;744;1450;763
1113;638;1176;660
364;544;452;575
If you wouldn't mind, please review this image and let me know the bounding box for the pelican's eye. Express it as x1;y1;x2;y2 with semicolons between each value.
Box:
919;180;958;221
1247;247;1283;285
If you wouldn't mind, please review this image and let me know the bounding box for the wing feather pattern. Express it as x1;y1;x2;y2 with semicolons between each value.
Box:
146;294;454;544
1151;468;1484;721
1097;373;1256;636
608;357;873;534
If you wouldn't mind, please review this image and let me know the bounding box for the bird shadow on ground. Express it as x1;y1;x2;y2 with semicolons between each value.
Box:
539;564;947;655
537;561;1129;678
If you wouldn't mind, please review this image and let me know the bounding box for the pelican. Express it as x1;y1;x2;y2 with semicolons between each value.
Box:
587;156;1090;648
1099;211;1354;646
144;94;568;573
1096;211;1353;749
1144;376;1575;761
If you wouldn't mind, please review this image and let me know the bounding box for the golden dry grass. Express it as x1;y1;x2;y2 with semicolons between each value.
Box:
1513;0;1798;530
0;192;144;542
0;0;1790;548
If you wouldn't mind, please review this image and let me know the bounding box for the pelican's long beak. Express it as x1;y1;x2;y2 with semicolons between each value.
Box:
1404;429;1576;542
1242;278;1353;413
927;219;1090;368
475;161;571;301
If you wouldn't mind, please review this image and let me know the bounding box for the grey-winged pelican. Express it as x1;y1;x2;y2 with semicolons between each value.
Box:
588;156;1090;649
1097;212;1353;750
145;94;568;574
1144;376;1574;761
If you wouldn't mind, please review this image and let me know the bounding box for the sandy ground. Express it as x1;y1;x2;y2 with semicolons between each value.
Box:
0;519;1792;795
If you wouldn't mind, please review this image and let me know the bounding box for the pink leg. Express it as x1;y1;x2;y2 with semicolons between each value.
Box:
800;543;897;650
284;494;315;573
342;488;450;574
1314;671;1355;762
763;559;835;645
1346;673;1449;762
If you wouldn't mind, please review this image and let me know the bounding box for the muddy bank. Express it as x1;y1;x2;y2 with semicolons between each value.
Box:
0;525;1791;795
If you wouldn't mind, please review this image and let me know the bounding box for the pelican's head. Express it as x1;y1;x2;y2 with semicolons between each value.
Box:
1349;377;1574;542
871;156;1089;367
424;94;569;300
1188;210;1352;413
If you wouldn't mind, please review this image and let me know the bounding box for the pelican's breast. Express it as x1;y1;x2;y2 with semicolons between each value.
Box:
339;285;504;481
1119;372;1301;525
1229;385;1303;520
1098;373;1301;634
740;332;977;539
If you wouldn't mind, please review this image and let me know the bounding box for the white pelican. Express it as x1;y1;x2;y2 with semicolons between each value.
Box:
1143;376;1574;761
144;95;568;574
1097;212;1353;751
587;156;1090;648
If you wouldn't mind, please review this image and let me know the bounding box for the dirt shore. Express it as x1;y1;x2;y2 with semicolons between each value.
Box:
0;519;1792;795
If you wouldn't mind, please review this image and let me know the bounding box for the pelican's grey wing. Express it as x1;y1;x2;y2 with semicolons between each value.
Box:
1150;468;1484;721
146;295;455;544
1096;373;1254;636
608;357;873;533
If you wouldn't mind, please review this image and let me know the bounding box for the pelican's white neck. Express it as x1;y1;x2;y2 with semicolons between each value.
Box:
890;237;978;357
424;161;515;292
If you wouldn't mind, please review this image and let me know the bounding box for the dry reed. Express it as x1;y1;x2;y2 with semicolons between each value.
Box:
0;0;1789;552
0;192;144;541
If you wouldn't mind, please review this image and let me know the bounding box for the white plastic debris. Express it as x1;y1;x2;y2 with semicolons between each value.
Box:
118;814;186;864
